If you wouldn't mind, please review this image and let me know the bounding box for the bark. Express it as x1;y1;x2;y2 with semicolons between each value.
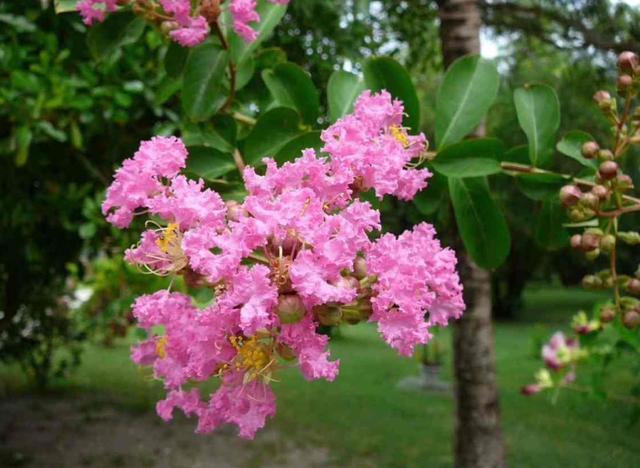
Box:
437;1;505;466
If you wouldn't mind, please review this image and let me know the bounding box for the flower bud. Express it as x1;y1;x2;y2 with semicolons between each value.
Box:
616;174;634;191
622;310;640;329
200;0;221;23
581;231;601;251
353;256;368;280
333;275;360;291
598;161;618;180
580;192;599;209
581;141;600;159
277;343;296;361
599;234;616;253
313;304;342;326
597;149;614;161
627;279;640;296
585;248;600;261
559;185;582;207
570;234;582;250
225;200;247;221
582;275;602;289
618;74;634;94
599;306;616;323
160;21;179;34
618;51;639;73
276;294;305;324
342;308;361;325
591;185;609;201
593;90;612;109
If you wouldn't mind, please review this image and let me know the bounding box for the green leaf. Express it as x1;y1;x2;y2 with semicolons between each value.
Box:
514;84;560;167
502;144;529;164
185;146;236;180
54;0;77;13
435;55;499;149
274;131;322;165
182;115;237;153
262;62;320;125
534;196;569;249
155;76;181;106
244;107;304;165
87;12;146;61
363;57;420;132
413;171;446;216
557;130;598;169
164;42;189;78
516;173;566;201
449;177;511;269
182;43;229;121
229;0;288;64
236;57;256;90
15;126;32;167
433;138;504;178
327;71;365;123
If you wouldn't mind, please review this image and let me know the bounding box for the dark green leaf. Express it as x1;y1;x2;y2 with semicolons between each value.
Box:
182;115;237;153
262;62;320;125
435;55;499;149
236;57;256;90
433;138;504;178
15;126;32;167
514;84;560;167
182;43;229;121
449;177;511;269
363;57;420;132
557;130;598;169
413;171;446;216
87;12;146;61
164;42;189;78
185;146;236;180
244;107;303;165
327;70;365;123
274;131;322;164
502;144;529;163
516;173;566;201
534;196;569;249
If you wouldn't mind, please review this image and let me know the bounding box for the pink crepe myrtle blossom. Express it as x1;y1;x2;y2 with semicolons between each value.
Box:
103;90;464;438
77;0;118;25
229;0;290;43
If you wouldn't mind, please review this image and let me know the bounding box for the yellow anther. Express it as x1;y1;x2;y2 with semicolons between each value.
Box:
156;223;180;253
156;336;168;359
390;125;410;149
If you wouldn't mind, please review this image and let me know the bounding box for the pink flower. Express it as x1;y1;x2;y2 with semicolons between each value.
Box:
77;0;118;25
170;16;210;47
542;332;579;371
229;0;290;43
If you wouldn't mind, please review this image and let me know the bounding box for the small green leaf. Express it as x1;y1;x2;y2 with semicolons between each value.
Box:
514;84;560;167
363;57;420;132
327;71;365;123
244;107;303;165
557;130;598;169
15;126;32;167
185;146;236;180
449;177;511;269
229;0;288;64
433;138;504;178
262;62;320;125
87;12;146;61
435;55;500;149
182;42;229;121
534;196;569;249
274;131;322;164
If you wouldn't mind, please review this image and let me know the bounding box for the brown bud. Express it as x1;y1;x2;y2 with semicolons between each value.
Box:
570;234;583;250
353;256;368;280
593;90;612;110
600;234;616;253
616;174;634;191
581;141;600;159
591;185;609;201
618;51;639;73
618;74;633;94
580;192;599;209
598;161;618;180
332;276;360;291
313;304;342;326
277;294;305;324
599;306;616;323
559;185;582;207
225;200;247;221
200;0;221;23
628;279;640;295
622;310;640;329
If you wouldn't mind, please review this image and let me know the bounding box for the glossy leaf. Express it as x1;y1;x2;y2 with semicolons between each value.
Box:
87;12;145;60
449;177;511;269
534;196;569;249
262;62;320;125
514;84;560;167
327;70;365;123
363;57;420;132
244;107;303;165
435;55;499;149
433;138;504;178
182;43;229;121
229;0;288;64
185;146;236;180
557;130;598;169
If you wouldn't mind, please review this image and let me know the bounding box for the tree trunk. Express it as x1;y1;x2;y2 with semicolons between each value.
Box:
437;1;506;466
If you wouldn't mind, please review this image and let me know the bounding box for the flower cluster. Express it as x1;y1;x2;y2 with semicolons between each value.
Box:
230;0;290;43
77;0;210;47
103;91;464;438
522;332;584;395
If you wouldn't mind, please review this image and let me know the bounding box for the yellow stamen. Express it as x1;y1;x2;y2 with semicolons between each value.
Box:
156;223;179;253
156;336;168;358
228;335;275;382
390;125;410;149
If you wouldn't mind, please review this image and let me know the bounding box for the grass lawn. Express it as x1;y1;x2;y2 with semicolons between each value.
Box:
1;286;639;467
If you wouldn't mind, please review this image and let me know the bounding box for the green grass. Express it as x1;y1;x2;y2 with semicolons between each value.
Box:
1;286;639;467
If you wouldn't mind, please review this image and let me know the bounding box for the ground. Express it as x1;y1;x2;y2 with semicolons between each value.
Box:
1;286;639;467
